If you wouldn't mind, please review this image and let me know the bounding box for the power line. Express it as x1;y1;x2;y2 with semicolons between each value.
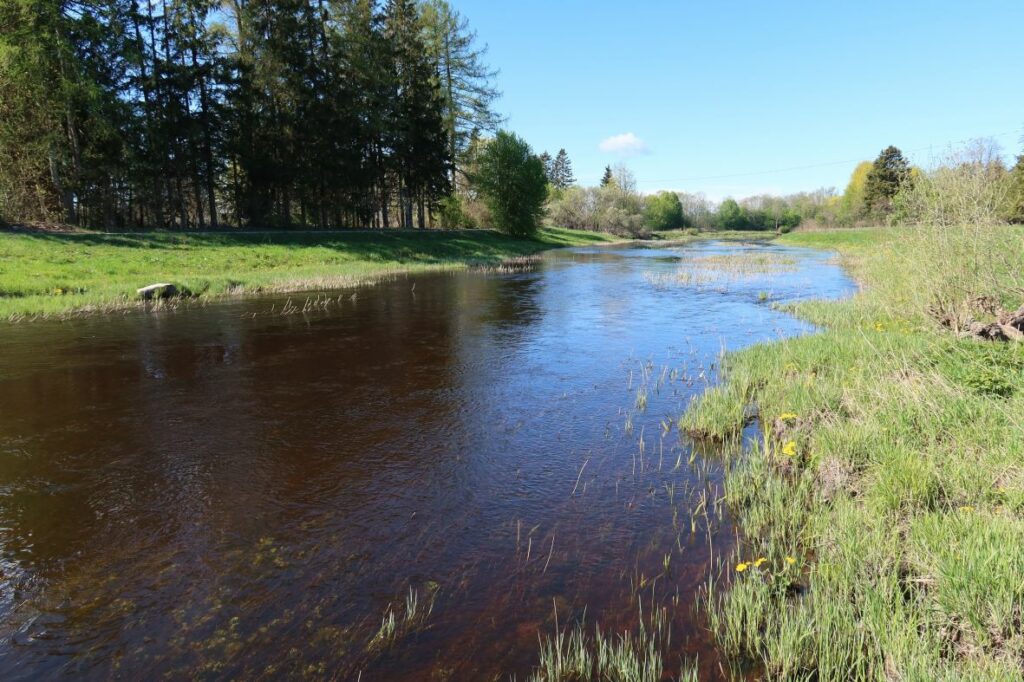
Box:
629;127;1024;186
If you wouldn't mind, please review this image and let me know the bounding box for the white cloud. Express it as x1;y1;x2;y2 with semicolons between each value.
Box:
598;132;650;156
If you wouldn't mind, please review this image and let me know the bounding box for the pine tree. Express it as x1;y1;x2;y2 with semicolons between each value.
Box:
600;165;614;187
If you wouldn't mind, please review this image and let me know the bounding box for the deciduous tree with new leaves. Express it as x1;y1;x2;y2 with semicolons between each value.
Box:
473;131;548;237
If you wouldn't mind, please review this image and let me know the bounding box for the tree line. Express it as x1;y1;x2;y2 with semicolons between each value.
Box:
0;0;500;230
545;137;1024;236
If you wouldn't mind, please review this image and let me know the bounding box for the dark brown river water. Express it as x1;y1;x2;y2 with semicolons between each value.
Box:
0;241;852;680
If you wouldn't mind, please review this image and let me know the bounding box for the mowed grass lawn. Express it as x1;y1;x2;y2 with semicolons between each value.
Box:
0;227;619;319
686;225;1024;680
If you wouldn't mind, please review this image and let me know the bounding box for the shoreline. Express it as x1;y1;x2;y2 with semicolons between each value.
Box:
0;227;626;322
685;225;1024;679
0;227;772;323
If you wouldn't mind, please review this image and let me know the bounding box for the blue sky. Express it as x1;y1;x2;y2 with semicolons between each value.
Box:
453;0;1024;200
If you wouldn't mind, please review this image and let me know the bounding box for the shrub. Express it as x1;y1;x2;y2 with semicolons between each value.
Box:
474;131;548;237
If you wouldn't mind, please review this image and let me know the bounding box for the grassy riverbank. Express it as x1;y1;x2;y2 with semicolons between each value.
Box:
686;225;1024;679
0;227;619;320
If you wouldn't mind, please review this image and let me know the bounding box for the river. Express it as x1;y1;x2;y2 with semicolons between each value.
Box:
0;240;853;680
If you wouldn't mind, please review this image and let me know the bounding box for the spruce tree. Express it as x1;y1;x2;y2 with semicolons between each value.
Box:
539;151;553;184
551;148;575;189
0;0;473;230
864;146;910;218
600;165;614;187
384;0;451;228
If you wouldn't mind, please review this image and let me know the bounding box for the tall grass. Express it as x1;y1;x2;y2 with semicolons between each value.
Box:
686;225;1024;679
523;604;698;682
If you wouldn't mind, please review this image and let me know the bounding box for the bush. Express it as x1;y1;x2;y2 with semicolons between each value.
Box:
893;139;1013;227
545;167;647;236
643;191;685;230
474;131;548;237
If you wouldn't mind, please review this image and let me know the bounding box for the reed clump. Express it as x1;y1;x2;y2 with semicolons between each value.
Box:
522;604;698;682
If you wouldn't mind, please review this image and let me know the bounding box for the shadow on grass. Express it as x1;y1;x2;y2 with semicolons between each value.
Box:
5;228;552;264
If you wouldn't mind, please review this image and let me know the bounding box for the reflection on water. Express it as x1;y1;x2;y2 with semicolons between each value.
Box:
0;241;853;679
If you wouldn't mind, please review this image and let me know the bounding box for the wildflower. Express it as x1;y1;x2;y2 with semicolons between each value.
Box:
957;505;974;513
781;441;797;457
753;557;767;568
874;322;885;332
735;562;749;573
779;412;798;421
785;556;796;565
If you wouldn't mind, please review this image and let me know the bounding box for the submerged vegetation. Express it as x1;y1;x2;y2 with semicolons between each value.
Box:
684;224;1024;679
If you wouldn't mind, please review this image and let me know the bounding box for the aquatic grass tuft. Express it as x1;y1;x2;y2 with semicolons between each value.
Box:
366;585;437;653
522;603;697;682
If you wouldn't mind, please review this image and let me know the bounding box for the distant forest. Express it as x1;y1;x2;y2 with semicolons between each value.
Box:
4;1;1022;234
0;0;499;229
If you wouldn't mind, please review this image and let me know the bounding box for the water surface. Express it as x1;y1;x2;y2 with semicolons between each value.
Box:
0;241;853;679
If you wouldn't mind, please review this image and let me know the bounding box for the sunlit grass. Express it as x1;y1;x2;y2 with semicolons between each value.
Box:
0;227;622;319
521;604;698;682
687;225;1024;679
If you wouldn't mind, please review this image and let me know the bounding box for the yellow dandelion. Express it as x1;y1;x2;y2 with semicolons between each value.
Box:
781;441;797;457
779;412;798;421
957;505;974;513
874;322;885;331
753;557;767;568
785;556;796;565
735;562;749;573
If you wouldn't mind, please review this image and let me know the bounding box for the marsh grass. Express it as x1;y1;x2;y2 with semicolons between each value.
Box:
685;225;1024;680
523;603;698;682
646;251;798;290
366;585;438;653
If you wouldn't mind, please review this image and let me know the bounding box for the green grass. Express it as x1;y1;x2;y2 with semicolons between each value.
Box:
0;227;621;319
651;229;777;242
686;225;1024;680
521;605;698;682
